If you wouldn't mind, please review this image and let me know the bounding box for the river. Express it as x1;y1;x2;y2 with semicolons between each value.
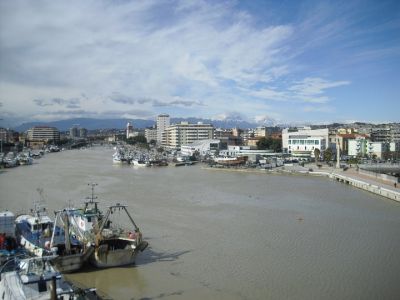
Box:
1;146;400;300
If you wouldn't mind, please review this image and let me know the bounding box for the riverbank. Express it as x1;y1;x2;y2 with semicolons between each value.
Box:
203;164;400;202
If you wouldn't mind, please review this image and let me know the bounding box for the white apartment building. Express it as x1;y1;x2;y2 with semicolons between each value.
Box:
348;138;369;157
163;122;214;150
145;128;157;143
26;126;60;142
156;114;170;144
180;139;220;156
348;138;391;159
282;127;328;157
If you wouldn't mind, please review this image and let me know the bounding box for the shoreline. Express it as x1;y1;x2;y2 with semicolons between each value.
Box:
202;166;400;203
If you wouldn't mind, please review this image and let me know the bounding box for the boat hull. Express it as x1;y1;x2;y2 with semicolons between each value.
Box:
90;238;147;268
51;246;94;273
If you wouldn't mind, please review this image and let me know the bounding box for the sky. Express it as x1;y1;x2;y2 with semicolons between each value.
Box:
0;0;399;127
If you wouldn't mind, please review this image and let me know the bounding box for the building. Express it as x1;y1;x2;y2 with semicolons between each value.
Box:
254;127;267;138
163;122;214;150
180;139;221;156
26;126;60;148
126;122;134;139
145;127;157;143
348;138;369;157
219;145;278;162
0;128;13;143
79;128;88;138
70;126;79;139
156;114;170;144
282;127;328;157
26;126;60;143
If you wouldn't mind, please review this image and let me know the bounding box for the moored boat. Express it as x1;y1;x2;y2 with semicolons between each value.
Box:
90;203;148;268
15;203;64;258
0;255;101;299
214;156;248;165
49;209;94;273
67;184;148;268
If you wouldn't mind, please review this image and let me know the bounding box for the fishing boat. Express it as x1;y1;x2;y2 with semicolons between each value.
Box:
90;203;148;268
17;153;33;165
130;159;149;167
0;255;101;300
49;209;94;273
67;184;148;268
15;203;64;258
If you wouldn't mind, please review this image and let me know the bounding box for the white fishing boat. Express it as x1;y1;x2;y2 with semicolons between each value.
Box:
112;151;128;164
0;256;100;300
15;204;63;258
130;159;149;167
17;153;33;165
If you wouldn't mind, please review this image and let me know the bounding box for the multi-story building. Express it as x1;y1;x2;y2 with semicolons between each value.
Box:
156;114;170;144
163;122;214;150
145;127;157;143
181;139;221;156
70;126;79;139
0;128;13;143
79;128;88;138
254;126;268;138
26;126;60;147
282;127;328;157
348;138;369;157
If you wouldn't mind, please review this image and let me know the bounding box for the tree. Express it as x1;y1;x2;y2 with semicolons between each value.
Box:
324;148;333;163
126;135;147;145
314;148;320;162
257;137;282;152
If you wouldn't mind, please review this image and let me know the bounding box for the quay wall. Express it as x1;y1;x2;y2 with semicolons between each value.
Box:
307;171;400;202
204;167;400;202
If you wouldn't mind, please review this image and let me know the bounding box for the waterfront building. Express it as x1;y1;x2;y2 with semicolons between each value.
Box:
145;127;157;143
157;114;170;144
282;127;328;157
0;127;13;143
163;122;214;150
26;126;60;143
80;128;88;138
214;128;242;146
126;122;134;139
348;138;369;157
181;139;221;157
219;145;278;162
70;126;79;139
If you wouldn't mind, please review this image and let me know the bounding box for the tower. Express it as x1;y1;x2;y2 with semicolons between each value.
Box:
126;122;133;139
156;114;170;144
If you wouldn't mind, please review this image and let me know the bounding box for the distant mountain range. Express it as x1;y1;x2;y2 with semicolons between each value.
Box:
13;117;264;132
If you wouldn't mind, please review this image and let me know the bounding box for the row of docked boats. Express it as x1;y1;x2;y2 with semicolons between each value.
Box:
1;184;148;298
112;148;168;167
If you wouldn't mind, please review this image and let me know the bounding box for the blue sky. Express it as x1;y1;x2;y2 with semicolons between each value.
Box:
0;0;399;127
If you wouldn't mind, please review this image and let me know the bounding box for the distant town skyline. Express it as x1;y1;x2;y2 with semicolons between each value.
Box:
0;0;399;127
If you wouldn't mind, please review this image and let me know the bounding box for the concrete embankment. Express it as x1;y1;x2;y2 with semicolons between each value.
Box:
204;166;400;202
284;169;400;202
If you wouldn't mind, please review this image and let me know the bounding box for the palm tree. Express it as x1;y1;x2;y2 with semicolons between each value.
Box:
314;148;320;162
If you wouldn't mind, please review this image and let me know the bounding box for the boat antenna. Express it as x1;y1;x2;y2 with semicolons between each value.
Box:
87;183;98;203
